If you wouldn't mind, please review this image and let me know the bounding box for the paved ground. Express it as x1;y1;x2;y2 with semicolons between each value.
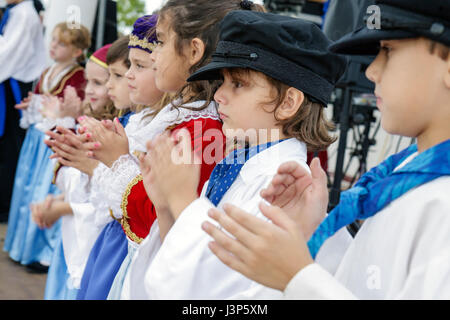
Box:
0;223;47;300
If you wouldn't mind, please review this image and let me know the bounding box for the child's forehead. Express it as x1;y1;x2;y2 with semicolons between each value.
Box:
108;60;128;71
86;60;109;78
129;47;151;59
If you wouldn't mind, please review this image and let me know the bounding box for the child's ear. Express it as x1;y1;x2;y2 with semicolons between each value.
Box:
73;48;83;60
276;87;304;120
188;37;206;67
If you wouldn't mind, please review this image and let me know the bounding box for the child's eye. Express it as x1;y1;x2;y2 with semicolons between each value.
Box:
381;45;392;55
156;40;163;46
232;81;243;89
115;73;122;78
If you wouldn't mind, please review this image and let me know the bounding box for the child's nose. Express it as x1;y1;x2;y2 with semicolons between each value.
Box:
214;85;227;105
125;68;133;79
365;54;382;84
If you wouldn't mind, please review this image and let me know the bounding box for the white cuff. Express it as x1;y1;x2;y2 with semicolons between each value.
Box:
35;116;76;133
90;163;112;227
105;154;142;219
284;263;357;300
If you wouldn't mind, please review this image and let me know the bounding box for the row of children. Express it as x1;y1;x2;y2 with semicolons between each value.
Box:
5;0;450;299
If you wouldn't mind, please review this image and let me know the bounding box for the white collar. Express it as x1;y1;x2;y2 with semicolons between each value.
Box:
239;138;308;183
42;63;78;93
127;100;220;152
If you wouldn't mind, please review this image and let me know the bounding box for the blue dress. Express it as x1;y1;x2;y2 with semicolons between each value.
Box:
44;235;78;300
76;111;133;300
3;124;61;266
76;220;128;300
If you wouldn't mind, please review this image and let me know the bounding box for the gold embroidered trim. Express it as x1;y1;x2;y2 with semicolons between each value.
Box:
109;209;122;223
52;162;62;185
38;68;50;95
120;174;144;244
38;66;84;97
128;35;157;52
121;214;143;244
133;150;145;159
51;66;84;96
90;55;108;69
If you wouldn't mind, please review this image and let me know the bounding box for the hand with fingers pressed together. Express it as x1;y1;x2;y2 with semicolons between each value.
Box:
31;194;71;229
40;94;64;119
77;116;129;167
45;126;99;176
139;143;175;241
201;157;329;292
143;129;201;221
59;85;83;119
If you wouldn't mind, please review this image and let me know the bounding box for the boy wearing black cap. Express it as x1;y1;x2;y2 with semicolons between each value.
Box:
203;0;450;299
137;10;347;299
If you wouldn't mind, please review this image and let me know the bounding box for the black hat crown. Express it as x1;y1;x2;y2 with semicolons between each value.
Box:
188;11;348;106
330;0;450;55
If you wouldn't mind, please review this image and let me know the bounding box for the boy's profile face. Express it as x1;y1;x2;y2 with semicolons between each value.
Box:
107;60;132;110
366;38;449;139
214;69;286;145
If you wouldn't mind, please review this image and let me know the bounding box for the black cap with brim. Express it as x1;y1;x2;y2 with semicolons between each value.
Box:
187;11;348;106
187;61;239;82
329;1;450;55
329;28;417;55
188;40;342;106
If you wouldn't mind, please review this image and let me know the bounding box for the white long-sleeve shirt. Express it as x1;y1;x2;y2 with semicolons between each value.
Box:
0;0;47;83
284;174;450;299
124;138;310;300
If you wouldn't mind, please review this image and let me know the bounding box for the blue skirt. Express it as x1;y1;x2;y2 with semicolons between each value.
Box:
107;242;137;300
3;125;61;265
76;220;128;300
44;234;78;300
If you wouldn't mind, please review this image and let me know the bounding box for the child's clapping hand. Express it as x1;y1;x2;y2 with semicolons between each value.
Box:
15;91;33;110
40;94;63;119
31;194;67;229
46;126;99;176
78;116;129;168
143;129;201;220
59;86;83;119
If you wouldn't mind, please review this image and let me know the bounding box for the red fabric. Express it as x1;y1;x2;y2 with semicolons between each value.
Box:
34;66;86;100
124;117;225;240
307;150;329;172
44;66;87;184
91;44;111;66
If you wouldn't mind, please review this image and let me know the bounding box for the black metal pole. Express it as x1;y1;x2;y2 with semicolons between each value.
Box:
329;87;352;210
